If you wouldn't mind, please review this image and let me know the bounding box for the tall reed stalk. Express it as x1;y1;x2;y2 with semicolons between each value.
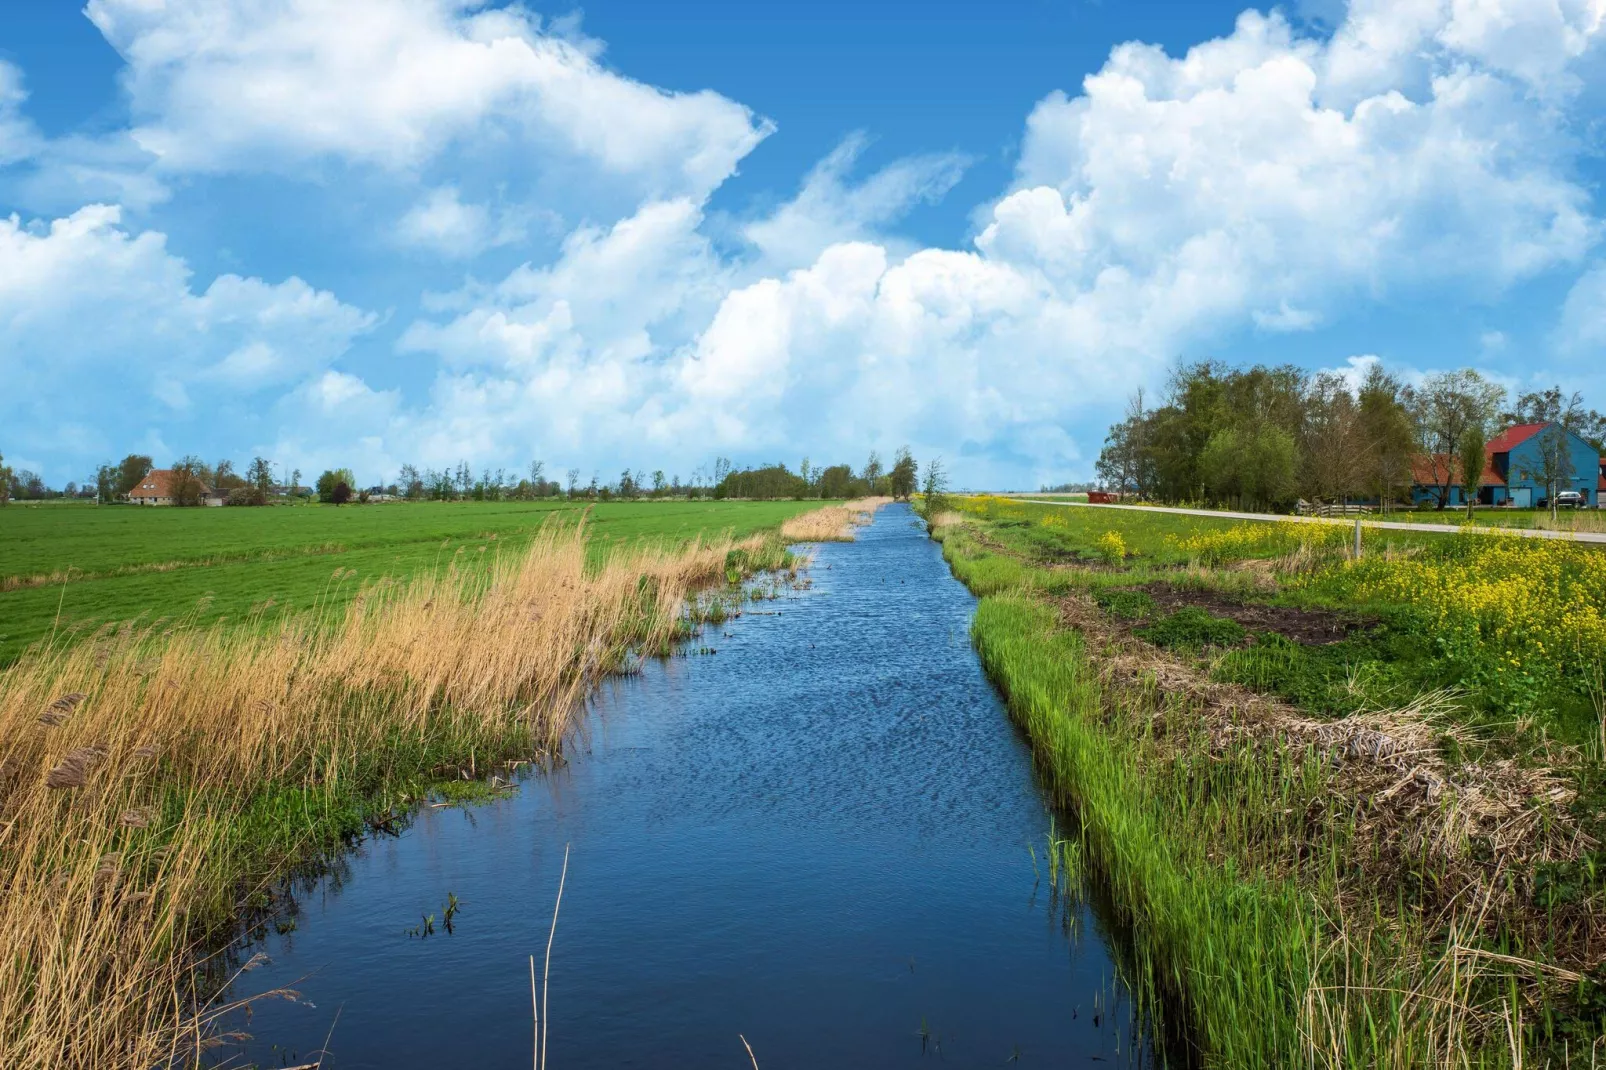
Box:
0;518;791;1068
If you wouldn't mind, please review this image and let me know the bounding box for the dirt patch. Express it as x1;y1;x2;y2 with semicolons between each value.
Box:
1144;583;1371;646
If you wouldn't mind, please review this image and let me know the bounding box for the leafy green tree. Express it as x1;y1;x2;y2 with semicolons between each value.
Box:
888;447;918;500
1458;424;1486;519
1357;363;1416;513
213;459;245;490
1199;426;1298;509
115;454;154;498
0;451;12;507
716;464;809;500
862;451;885;494
398;463;424;499
243;456;274;505
1096;390;1154;496
816;464;858;499
920;456;948;517
316;468;357;503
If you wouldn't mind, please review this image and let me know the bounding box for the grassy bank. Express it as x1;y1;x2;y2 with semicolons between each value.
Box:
0;500;827;665
0;502;862;1068
932;497;1606;1067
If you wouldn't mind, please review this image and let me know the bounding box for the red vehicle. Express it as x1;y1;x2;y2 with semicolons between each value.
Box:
1087;491;1121;504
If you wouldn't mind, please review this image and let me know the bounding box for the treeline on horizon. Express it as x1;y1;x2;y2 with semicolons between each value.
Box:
0;448;941;506
1094;361;1606;511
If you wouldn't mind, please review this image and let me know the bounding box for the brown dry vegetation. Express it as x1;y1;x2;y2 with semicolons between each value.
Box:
778;497;891;542
0;516;803;1068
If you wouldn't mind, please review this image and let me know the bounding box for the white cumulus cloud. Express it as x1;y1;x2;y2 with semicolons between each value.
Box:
85;0;771;201
0;206;375;467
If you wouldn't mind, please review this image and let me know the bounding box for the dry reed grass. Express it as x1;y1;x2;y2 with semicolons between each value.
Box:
778;497;890;542
0;515;791;1068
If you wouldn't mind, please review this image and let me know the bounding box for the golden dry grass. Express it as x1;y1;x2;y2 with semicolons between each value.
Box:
778;497;891;542
0;517;792;1068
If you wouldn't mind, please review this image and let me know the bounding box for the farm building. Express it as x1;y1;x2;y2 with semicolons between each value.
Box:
1410;422;1603;508
128;469;220;506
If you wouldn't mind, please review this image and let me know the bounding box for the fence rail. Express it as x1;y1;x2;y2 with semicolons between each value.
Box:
1296;501;1373;518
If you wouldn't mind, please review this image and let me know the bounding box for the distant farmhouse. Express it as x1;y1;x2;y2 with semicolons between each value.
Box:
128;469;225;507
1411;422;1605;508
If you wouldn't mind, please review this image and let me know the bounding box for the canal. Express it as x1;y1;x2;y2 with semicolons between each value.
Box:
238;503;1154;1068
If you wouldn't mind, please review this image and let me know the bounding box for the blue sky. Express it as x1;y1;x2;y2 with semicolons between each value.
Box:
2;0;1604;490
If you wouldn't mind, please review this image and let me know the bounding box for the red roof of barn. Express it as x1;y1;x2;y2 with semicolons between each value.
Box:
1412;424;1601;490
1410;453;1502;488
1485;423;1548;454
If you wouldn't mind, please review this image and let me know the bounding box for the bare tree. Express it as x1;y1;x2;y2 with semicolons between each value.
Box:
1357;364;1415;514
1515;425;1578;521
1502;386;1606;447
1303;374;1368;506
168;456;209;506
244;456;274;505
862;451;884;493
398;463;423;499
1404;370;1504;510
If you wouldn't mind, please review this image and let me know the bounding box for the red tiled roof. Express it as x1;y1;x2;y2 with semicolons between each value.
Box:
1486;423;1548;454
1410;452;1502;488
129;469;212;500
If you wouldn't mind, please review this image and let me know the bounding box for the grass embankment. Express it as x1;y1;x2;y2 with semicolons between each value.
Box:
0;502;863;1068
1382;509;1606;534
933;496;1606;1067
0;500;825;665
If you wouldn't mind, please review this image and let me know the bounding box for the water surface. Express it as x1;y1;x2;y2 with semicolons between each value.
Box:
239;504;1154;1068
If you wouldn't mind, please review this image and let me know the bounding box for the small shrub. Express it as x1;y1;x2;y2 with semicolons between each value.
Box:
1137;606;1246;649
1096;530;1126;566
1094;588;1155;620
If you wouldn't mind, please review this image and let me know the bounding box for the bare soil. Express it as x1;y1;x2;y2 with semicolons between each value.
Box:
1144;583;1372;646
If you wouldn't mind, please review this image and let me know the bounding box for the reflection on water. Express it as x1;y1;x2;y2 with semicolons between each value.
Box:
237;504;1156;1068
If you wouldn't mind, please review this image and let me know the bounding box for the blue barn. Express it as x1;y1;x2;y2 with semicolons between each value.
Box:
1410;422;1604;509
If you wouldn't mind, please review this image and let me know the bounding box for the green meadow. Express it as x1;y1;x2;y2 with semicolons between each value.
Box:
0;499;823;664
935;495;1606;1063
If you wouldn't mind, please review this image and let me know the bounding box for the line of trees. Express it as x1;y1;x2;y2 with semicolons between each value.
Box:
1095;362;1604;512
380;448;923;503
1;445;934;508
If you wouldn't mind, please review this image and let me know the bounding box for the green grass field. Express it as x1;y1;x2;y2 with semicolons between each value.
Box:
937;495;1606;1062
0;499;823;664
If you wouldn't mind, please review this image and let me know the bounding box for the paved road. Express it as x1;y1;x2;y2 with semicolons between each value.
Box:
1008;498;1606;545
